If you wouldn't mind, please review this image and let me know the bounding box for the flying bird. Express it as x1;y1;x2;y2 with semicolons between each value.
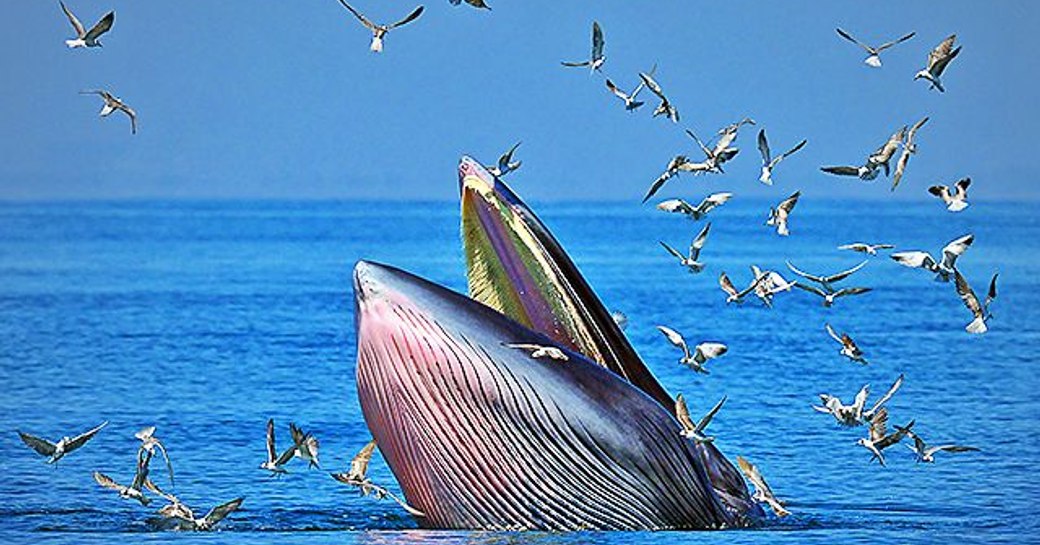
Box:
903;429;979;463
561;21;604;72
890;233;973;282
655;325;727;374
749;266;797;307
915;34;961;92
80;90;137;134
758;129;807;185
331;440;426;516
928;177;971;212
718;272;763;304
868;126;907;176
813;385;868;427
765;191;800;236
147;479;244;531
336;1;425;53
289;423;321;469
656;193;732;221
641;155;715;203
135;426;174;486
675;394;727;444
736;456;789;517
856;408;914;466
93;450;153;506
795;284;872;307
820;164;879;181
835;28;916;67
838;243;895;256
891;116;929;191
659;222;711;273
786;260;867;293
825;323;868;364
449;0;490;9
604;66;653;111
259;419;299;475
487;142;522;177
60;1;114;48
17;421;107;463
505;343;569;362
639;71;679;123
954;270;997;334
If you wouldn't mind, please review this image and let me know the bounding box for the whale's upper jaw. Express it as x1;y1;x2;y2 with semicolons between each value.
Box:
457;156;675;410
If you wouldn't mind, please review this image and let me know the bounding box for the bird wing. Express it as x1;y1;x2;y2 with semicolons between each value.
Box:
954;270;983;318
695;395;727;432
639;72;666;100
890;251;936;270
785;261;821;283
66;420;108;452
389;5;424;29
641;166;675;204
604;79;627;100
93;471;124;491
868;407;889;441
496;142;520;172
590;21;604;60
928;35;959;73
84;11;114;42
928;184;951;203
659;241;686;262
736;456;775;498
275;443;299;466
18;432;57;456
738;275;766;297
837;243;866;252
265;418;277;463
833;287;871;298
853;385;870;414
777;139;807;164
824;323;843;344
337;0;378;31
777;191;800;215
674;394;696;433
131;451;152;490
719;272;739;297
655;325;689;358
695;342;727;361
868;373;904;416
201;497;244;527
349;439;378;480
59;1;86;36
757;129;771;164
907;116;929;142
835;27;872;53
560;60;591;67
891;148;911;191
700;192;732;213
876;31;916;52
118;104;137;134
289;422;307;449
941;233;974;270
793;282;826;297
144;478;178;503
954;177;971;199
824;260;868;283
985;273;998;308
928;445;980;456
821;165;862;177
135;426;156;442
689;222;711;256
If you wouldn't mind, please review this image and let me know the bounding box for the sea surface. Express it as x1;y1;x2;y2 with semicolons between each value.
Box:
0;199;1037;544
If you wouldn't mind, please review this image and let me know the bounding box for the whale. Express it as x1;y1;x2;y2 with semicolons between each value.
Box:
351;157;759;530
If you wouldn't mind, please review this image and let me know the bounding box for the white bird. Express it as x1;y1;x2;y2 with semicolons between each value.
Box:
838;242;895;256
60;1;114;49
506;343;569;362
868;126;907;176
765;191;800;236
890;233;974;282
955;270;997;334
146;479;244;531
825;323;867;364
915;34;961;92
487;142;522;178
813;385;868;427
675;393;727;444
17;421;107;464
736;456;789;517
94;450;153;506
786;260;868;293
718;271;763;304
655;325;727;374
561;21;604;72
331;440;426;517
639;71;679;123
903;429;979;463
891;116;929;191
758;129;807;185
928;177;971;212
135;426;174;486
660;223;711;273
336;1;424;53
656;193;733;221
835;28;916;67
289;423;321;469
80;90;137;134
259;419;299;475
856;408;914;466
795;284;871;307
604;66;653;111
749;266;797;307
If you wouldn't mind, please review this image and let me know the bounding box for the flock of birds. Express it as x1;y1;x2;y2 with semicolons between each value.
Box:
34;1;993;529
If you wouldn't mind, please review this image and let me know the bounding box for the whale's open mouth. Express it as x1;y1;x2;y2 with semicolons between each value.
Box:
351;158;758;530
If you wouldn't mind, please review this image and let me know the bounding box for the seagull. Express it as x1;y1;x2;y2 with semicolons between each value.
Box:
93;450;153;506
60;1;114;49
505;343;569;362
795;284;871;307
331;440;426;516
915;34;961;92
655;325;727;374
448;0;490;9
610;311;628;330
289;423;321;469
146;479;244;531
786;260;868;293
820;164;879;181
955;270;997;334
259;419;299;476
605;66;653;111
660;223;711;273
561;21;604;72
656;193;732;221
891;116;929;191
641;155;713;203
18;421;107;463
813;385;868;427
639;71;679;123
765;191;800;236
135;426;174;486
675;394;727;444
758;130;807;185
856;408;914;466
487;142;522;177
868;126;907;176
749;266;797;307
890;233;973;282
718;272;764;304
928;177;971;212
838;243;895;256
825;323;868;364
835;28;916;67
336;1;424;53
902;429;979;463
80;90;137;134
736;456;789;517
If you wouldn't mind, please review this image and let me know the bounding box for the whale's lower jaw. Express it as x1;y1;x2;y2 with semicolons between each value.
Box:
354;261;747;530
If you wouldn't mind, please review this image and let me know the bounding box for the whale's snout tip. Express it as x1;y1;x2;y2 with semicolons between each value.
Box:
353;260;387;302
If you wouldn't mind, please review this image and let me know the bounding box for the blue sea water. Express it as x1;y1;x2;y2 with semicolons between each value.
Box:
0;198;1037;544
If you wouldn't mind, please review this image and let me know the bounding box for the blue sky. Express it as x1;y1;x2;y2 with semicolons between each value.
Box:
0;1;1037;201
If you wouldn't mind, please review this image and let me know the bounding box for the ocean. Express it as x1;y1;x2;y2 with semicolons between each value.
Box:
0;199;1037;544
